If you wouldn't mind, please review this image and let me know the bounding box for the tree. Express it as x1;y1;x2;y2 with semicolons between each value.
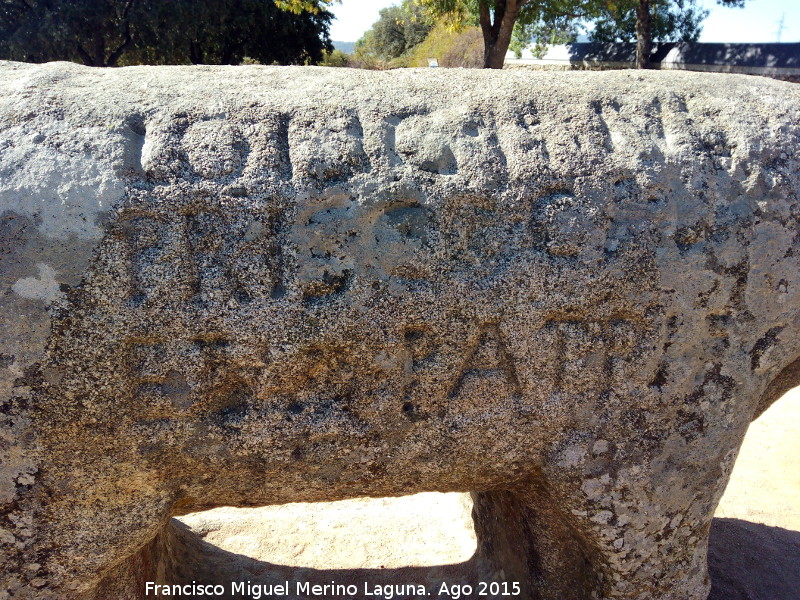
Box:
592;0;707;44
415;0;749;70
414;0;602;69
356;1;432;62
509;17;579;59
0;0;336;67
321;48;351;67
592;0;748;69
0;0;147;66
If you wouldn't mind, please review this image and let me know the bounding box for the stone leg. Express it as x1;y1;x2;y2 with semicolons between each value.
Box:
19;481;175;599
472;487;603;600
84;519;197;600
471;482;712;600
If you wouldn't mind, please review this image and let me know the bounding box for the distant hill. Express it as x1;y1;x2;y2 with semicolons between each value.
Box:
332;41;356;54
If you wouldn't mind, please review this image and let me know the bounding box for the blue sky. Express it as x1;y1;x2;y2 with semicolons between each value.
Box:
329;0;800;44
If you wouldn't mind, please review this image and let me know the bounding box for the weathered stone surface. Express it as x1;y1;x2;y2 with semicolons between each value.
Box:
1;62;799;600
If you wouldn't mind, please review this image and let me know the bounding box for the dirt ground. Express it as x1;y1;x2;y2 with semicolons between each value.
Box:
177;388;800;599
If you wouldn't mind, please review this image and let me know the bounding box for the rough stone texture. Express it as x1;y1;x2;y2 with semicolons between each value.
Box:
1;61;799;600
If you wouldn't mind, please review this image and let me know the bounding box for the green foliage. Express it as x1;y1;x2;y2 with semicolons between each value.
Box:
414;0;603;29
275;0;338;14
405;22;461;66
321;49;351;67
413;0;476;31
414;0;606;67
591;0;708;43
440;27;484;67
414;0;749;68
0;0;334;67
357;0;592;69
509;17;577;59
355;0;432;61
590;0;748;46
348;52;388;70
404;22;482;67
349;32;386;69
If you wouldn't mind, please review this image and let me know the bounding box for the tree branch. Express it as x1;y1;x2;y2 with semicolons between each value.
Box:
106;0;137;67
106;24;132;66
479;1;491;34
493;0;507;34
121;0;136;20
75;43;95;66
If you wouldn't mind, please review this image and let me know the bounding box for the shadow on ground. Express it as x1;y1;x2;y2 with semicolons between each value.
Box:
95;518;490;600
708;518;800;600
96;516;800;599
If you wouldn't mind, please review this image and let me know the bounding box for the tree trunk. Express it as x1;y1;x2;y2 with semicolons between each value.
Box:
189;41;204;65
94;36;106;67
105;1;136;67
480;0;522;69
76;45;96;67
483;40;510;69
105;29;132;67
635;0;652;69
76;37;105;67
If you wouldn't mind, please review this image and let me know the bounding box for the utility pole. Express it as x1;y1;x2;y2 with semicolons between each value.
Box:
774;12;785;43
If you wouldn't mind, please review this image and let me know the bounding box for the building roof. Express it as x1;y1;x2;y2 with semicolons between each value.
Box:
508;42;800;75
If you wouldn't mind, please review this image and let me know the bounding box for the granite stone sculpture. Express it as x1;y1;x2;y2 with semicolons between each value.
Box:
1;62;799;600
